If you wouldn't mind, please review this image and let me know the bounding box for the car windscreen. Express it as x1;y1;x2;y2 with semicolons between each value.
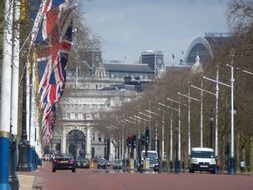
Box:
191;151;214;158
55;154;73;159
114;160;122;164
147;152;158;159
141;152;158;159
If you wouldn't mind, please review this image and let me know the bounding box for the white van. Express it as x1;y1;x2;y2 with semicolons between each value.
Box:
189;147;216;174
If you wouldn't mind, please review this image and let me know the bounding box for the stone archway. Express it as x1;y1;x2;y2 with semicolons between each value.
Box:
66;130;86;158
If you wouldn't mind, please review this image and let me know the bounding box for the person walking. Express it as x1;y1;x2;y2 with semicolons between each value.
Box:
240;160;245;173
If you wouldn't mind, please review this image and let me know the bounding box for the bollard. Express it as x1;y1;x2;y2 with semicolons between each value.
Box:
161;160;166;173
129;159;134;170
144;158;150;169
90;160;94;169
169;161;174;173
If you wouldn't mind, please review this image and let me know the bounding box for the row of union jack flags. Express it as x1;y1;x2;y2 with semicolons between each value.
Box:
32;0;74;144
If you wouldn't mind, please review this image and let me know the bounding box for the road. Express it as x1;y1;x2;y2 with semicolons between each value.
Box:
28;161;253;190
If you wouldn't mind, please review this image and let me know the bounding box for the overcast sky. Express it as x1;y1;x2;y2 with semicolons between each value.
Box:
81;0;230;65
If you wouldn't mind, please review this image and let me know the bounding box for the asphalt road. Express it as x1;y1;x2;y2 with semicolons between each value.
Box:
31;161;253;190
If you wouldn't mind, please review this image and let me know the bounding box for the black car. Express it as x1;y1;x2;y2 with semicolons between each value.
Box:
75;157;90;169
97;158;107;169
111;159;123;169
52;153;76;172
149;157;159;172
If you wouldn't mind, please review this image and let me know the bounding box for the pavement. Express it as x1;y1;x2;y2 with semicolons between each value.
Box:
18;168;43;190
19;174;35;190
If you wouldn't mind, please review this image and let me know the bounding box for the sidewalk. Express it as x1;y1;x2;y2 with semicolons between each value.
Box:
18;166;44;190
19;174;35;190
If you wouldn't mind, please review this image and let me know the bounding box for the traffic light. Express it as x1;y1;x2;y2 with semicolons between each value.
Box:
132;135;137;148
127;134;131;147
141;134;145;145
145;128;150;144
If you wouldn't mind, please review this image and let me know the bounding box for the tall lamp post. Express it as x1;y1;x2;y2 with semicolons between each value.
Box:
203;62;235;175
209;115;214;149
191;73;218;156
159;102;178;173
0;0;14;189
167;97;181;173
16;68;31;172
177;91;200;156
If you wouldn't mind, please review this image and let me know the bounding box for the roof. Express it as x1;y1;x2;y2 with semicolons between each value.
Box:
104;63;154;73
184;35;232;65
205;36;232;50
191;147;214;152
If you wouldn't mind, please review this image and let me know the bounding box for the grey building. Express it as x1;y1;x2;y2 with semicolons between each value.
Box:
50;50;164;160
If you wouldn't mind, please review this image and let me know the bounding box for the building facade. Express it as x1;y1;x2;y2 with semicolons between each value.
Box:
50;50;164;160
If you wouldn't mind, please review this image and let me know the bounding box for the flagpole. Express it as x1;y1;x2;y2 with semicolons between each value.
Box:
9;0;21;189
0;0;13;189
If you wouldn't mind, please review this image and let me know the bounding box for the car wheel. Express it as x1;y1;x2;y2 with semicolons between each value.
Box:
189;169;194;173
72;168;76;173
52;168;56;172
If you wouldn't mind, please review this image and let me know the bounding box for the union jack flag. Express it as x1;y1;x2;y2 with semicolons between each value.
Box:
34;1;73;145
41;102;56;144
33;0;69;43
36;16;73;105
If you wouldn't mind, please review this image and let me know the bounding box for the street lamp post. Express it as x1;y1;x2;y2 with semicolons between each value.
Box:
152;106;173;172
188;79;204;147
177;91;200;156
203;62;235;175
158;102;178;173
16;67;31;172
159;102;178;173
166;97;181;173
209;115;214;149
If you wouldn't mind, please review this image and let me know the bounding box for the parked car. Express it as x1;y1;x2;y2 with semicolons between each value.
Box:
188;147;216;174
43;154;51;161
148;157;159;172
97;158;107;169
75;157;90;169
52;153;76;172
111;159;123;169
106;160;111;167
140;150;159;171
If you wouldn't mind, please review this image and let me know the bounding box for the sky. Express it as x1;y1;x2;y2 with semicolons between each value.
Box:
81;0;230;65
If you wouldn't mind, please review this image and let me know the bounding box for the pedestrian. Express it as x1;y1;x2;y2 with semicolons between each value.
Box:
240;160;245;173
217;159;222;173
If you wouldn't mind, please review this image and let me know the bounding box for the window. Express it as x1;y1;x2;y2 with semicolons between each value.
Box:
83;114;86;120
67;113;70;119
75;113;78;119
98;133;102;142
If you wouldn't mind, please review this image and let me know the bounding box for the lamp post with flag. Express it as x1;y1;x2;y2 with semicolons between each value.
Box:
0;0;14;189
9;0;21;189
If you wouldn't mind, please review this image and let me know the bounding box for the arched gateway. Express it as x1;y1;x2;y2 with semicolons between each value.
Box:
66;130;86;158
61;126;92;159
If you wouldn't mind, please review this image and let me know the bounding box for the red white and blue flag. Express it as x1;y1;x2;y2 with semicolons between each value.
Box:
33;0;70;44
33;0;73;144
36;18;73;104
